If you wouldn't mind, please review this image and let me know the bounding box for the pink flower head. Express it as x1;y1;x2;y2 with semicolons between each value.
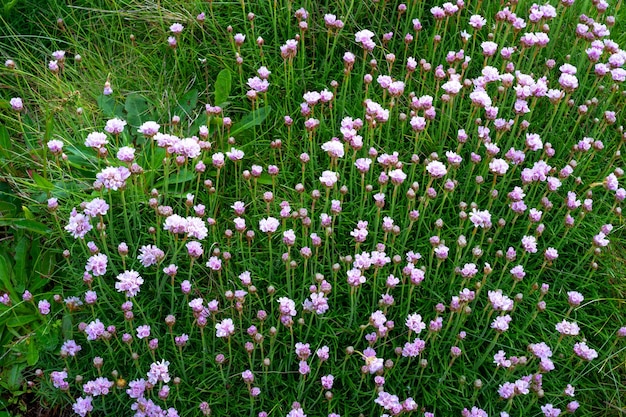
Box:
319;170;338;187
115;270;144;297
555;319;580;336
426;161;447;178
170;23;184;34
10;97;23;111
216;318;235;338
138;121;160;136
259;217;279;233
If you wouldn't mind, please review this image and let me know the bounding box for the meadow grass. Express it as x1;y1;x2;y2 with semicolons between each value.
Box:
0;0;625;416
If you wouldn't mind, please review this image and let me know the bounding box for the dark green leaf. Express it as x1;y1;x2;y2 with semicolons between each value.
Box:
154;168;195;189
62;313;73;340
6;364;25;391
0;219;51;235
0;255;14;295
125;93;150;127
36;325;60;352
230;106;271;137
176;89;198;116
0;125;11;157
96;94;116;117
26;338;39;366
6;315;38;328
13;237;27;286
34;251;55;280
31;173;54;191
0;201;17;216
214;69;232;106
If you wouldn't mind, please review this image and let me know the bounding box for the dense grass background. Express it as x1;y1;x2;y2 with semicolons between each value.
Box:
1;0;625;416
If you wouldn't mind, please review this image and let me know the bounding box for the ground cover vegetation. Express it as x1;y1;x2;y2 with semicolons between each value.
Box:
0;0;625;416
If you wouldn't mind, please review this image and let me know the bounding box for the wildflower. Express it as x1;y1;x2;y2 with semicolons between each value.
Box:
115;270;144;297
321;140;344;159
567;291;584;306
216;318;235;338
491;315;512;332
555;320;580;336
206;256;222;271
469;209;492;228
137;245;165;267
72;396;93;417
60;340;81;358
147;360;170;384
105;118;127;134
521;235;538;253
259;217;279;233
303;292;329;314
426;161;447;178
138;121;160;136
85;132;108;149
96;166;131;191
540;404;561;417
38;300;51;315
85;253;108;276
489;158;509;175
85;319;105;341
136;325;151;339
573;342;598;361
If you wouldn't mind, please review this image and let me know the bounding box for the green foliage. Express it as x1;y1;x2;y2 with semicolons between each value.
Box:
0;0;625;416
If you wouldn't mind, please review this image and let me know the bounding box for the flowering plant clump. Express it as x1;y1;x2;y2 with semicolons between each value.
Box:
0;1;625;416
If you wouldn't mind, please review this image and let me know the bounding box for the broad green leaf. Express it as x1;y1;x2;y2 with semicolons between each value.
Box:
154;168;195;189
21;206;34;220
176;89;198;115
26;338;39;366
256;173;273;185
125;93;150;127
36;325;60;352
6;315;38;328
13;236;27;285
0;219;51;235
214;69;232;106
230;106;271;137
62;313;73;339
0;125;10;157
96;94;116;117
0;255;14;294
34;251;55;280
31;173;54;191
6;364;25;391
0;201;16;216
44;114;54;142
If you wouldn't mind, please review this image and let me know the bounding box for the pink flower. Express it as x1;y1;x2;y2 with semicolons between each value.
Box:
170;23;184;34
85;132;108;149
259;217;279;233
137;245;164;267
115;270;144;297
138;121;160;136
521;235;538;253
96;166;131;191
567;291;584;306
105;118;127;134
319;170;338;187
85;253;108;276
206;256;222;271
10;97;23;111
216;318;235;338
426;161;447;178
72;396;93;417
147;360;170;384
555;319;580;336
38;299;51;315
